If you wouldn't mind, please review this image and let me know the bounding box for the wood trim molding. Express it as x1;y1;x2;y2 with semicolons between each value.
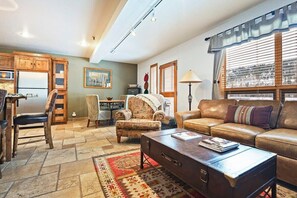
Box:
150;63;158;94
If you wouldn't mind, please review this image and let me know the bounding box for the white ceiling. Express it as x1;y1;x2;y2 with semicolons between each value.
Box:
0;0;264;64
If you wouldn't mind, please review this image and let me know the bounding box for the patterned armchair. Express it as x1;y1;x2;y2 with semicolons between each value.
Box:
115;94;165;143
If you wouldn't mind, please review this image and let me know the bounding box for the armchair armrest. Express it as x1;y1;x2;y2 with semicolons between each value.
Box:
174;110;201;128
115;109;132;120
153;110;165;121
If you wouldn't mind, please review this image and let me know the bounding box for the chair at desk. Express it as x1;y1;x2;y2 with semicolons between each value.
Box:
86;94;111;128
0;89;8;178
12;89;58;157
119;95;134;109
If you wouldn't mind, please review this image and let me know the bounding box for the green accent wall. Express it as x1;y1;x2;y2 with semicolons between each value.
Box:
0;48;138;118
60;56;137;118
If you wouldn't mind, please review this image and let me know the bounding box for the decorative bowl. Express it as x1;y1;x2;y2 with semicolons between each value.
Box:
106;97;113;101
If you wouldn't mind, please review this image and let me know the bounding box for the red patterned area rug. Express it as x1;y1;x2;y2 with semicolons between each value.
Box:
93;150;297;198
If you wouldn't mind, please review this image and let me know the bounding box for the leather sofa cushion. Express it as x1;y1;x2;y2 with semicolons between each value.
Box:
278;101;297;130
276;155;297;186
256;128;297;160
183;118;224;135
116;119;161;130
198;99;237;120
238;100;281;129
211;123;265;146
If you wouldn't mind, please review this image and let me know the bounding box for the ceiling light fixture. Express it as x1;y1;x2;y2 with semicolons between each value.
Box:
17;29;34;38
110;0;163;54
79;39;89;47
151;10;157;22
0;0;18;11
130;29;136;36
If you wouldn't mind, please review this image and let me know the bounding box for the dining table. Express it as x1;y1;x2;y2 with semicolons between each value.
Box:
100;99;125;124
5;93;27;161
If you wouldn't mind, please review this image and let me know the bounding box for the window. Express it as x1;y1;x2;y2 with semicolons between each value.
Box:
226;92;274;101
226;35;275;88
281;90;297;101
284;93;297;101
223;27;297;101
282;28;297;85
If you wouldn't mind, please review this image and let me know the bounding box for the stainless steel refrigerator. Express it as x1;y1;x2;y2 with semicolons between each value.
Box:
16;71;48;122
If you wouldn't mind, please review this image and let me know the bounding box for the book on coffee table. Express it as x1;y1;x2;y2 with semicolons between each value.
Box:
199;137;239;153
171;131;202;141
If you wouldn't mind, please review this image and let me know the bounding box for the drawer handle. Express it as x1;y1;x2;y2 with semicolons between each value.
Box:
161;153;182;167
200;169;208;184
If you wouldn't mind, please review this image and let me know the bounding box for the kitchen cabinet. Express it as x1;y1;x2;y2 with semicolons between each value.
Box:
52;58;68;90
53;91;67;123
0;53;14;70
14;52;51;72
52;58;68;123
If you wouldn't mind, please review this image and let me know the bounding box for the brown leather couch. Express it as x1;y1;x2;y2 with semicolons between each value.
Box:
175;99;297;187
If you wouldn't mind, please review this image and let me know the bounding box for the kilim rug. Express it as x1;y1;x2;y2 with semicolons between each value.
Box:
93;150;297;198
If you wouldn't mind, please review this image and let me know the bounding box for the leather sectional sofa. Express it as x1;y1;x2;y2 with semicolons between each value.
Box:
175;99;297;187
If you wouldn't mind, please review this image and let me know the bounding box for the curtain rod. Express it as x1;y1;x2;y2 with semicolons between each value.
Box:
203;2;292;42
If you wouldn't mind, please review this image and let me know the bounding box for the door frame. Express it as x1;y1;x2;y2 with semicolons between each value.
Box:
150;63;158;94
159;60;177;114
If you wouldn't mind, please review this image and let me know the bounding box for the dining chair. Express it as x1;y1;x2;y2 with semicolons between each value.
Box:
12;89;58;157
86;94;111;127
119;95;134;109
0;89;7;178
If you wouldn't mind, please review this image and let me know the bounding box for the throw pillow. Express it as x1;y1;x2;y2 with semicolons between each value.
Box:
224;105;273;129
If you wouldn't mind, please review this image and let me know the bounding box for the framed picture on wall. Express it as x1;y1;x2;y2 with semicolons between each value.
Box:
83;67;112;89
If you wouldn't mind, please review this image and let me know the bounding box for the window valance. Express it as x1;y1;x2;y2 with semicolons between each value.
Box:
208;1;297;53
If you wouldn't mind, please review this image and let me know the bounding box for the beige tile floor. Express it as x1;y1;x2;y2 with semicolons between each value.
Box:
0;118;140;198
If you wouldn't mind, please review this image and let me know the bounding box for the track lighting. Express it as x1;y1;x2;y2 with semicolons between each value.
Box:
130;29;136;36
110;0;163;54
151;10;157;22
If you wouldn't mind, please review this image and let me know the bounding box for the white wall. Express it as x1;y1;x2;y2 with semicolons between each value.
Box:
137;0;296;112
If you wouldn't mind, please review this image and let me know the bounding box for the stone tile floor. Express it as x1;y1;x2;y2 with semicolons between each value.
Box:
0;118;140;198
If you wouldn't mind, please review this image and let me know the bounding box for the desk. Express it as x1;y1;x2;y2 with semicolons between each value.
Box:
100;100;125;124
5;94;26;161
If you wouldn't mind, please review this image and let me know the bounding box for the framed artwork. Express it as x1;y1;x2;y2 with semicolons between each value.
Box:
83;67;112;89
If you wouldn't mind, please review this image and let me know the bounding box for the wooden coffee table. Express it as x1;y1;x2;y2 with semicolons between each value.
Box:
140;128;277;198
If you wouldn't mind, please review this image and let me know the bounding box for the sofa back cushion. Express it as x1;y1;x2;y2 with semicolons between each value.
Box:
278;101;297;129
198;99;237;119
238;100;281;129
128;96;154;119
224;105;273;129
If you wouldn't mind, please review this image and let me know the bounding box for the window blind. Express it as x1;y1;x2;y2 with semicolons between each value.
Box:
282;28;297;85
226;35;275;88
227;92;274;100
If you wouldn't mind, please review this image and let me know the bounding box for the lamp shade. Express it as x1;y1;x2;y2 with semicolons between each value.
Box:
179;70;202;83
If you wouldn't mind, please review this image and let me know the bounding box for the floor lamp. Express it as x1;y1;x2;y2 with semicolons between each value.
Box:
179;70;201;111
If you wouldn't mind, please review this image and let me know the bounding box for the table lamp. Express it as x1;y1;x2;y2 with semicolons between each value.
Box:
179;70;201;111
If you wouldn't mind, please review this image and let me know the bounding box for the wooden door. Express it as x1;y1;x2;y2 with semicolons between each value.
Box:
159;60;177;117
